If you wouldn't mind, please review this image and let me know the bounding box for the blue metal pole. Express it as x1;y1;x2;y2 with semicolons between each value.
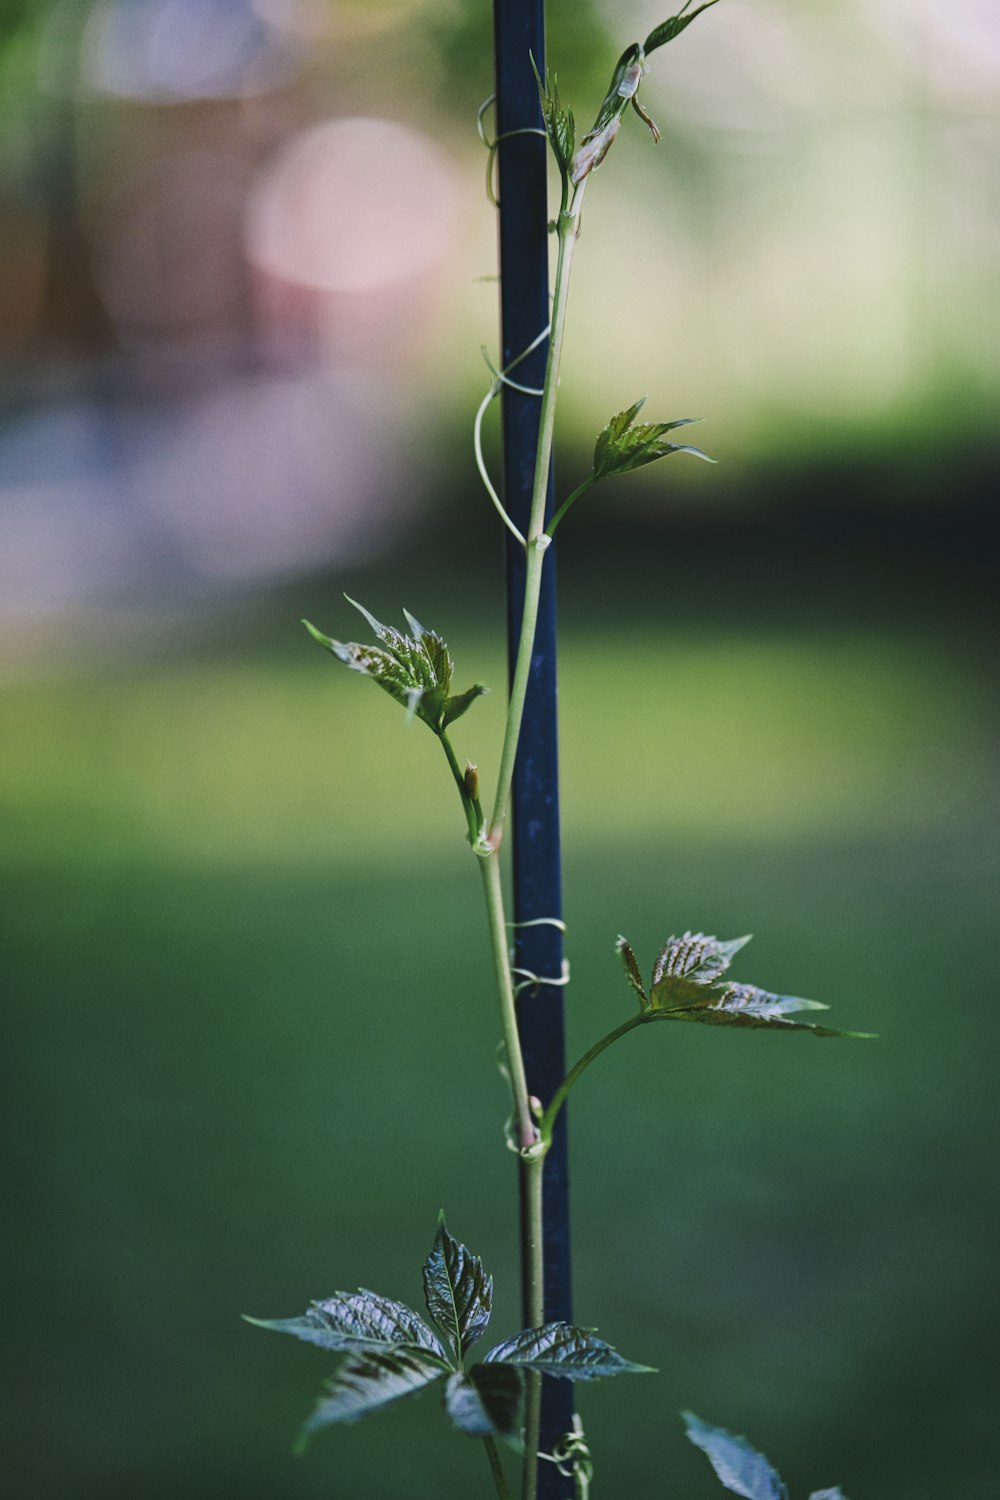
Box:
492;2;573;1494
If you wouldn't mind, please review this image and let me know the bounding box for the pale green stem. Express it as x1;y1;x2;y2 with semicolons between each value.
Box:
545;474;596;538
439;737;537;1158
480;850;538;1152
488;204;584;845
540;1014;649;1143
480;180;588;1500
484;1435;515;1500
521;1154;545;1500
439;729;483;846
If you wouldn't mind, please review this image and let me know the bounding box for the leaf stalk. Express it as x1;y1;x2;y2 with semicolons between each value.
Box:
540;1015;649;1143
484;1434;515;1500
440;730;484;846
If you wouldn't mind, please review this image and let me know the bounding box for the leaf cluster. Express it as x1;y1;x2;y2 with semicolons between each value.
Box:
530;57;575;182
546;398;714;537
617;931;874;1038
563;2;721;185
247;1219;652;1450
593;398;713;479
683;1412;849;1500
303;599;486;736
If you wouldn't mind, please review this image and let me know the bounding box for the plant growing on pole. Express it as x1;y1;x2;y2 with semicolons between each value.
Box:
248;5;871;1496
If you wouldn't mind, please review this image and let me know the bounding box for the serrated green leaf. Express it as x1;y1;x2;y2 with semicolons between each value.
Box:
444;1365;523;1439
652;931;753;990
593;400;713;480
645;1;721;56
442;681;489;730
682;1412;788;1500
616;935;649;1011
483;1322;654;1381
422;1218;493;1361
244;1289;446;1360
637;932;874;1036
530;56;576;176
303;603;485;736
597;397;647;458
300;1347;446;1440
660;981;872;1038
707;983;830;1019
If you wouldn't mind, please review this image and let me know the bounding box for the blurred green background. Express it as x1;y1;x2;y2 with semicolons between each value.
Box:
2;1;998;1497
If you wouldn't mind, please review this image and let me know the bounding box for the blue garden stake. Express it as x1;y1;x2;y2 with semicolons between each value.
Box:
492;1;574;1494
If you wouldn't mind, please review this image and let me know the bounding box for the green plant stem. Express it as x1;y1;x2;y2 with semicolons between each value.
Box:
440;729;483;845
479;850;538;1152
488;205;583;846
484;180;588;1500
540;1014;649;1142
484;1435;514;1500
521;1154;545;1500
545;475;595;538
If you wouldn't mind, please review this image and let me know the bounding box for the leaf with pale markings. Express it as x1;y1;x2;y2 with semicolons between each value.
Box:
303;602;486;735
626;931;874;1037
244;1289;446;1359
299;1347;446;1444
616;935;649;1011
484;1322;654;1381
422;1216;493;1361
444;1365;523;1439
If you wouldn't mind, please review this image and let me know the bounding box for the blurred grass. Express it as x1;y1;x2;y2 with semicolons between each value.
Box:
3;604;998;1498
2;623;990;864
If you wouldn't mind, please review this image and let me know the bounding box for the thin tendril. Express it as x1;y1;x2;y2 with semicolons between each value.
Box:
473;325;552;547
506;917;567;932
481;348;544;398
512;959;571;996
474;390;526;546
478;95;547;207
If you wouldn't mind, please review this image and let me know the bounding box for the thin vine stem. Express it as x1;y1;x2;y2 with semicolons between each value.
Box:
484;1434;515;1500
485;185;589;1500
480;850;538;1153
540;1014;649;1143
545;474;595;538
521;1155;545;1500
439;729;483;846
438;734;538;1158
488;200;585;846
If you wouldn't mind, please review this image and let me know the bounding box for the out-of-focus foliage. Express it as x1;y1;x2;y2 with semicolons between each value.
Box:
2;0;998;619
